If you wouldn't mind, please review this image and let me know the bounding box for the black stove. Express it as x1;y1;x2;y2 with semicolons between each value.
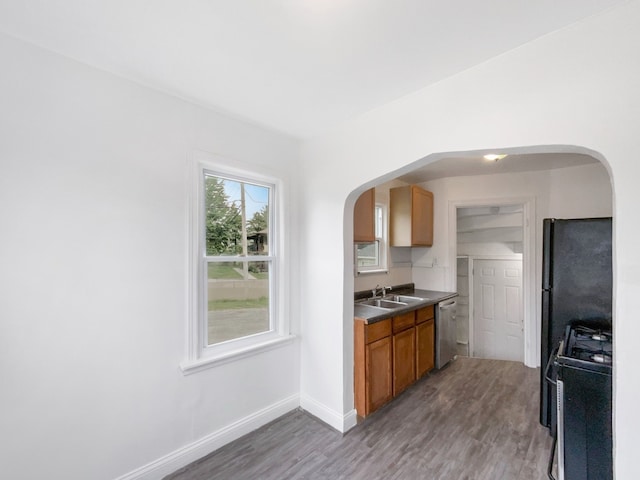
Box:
553;324;613;480
562;325;612;367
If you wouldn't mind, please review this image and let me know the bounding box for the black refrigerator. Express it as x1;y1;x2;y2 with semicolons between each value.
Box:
540;217;612;430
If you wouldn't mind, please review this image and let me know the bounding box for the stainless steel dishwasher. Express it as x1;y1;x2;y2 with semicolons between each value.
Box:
435;298;457;369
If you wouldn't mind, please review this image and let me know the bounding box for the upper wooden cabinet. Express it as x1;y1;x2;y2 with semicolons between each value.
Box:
354;188;375;243
389;185;434;247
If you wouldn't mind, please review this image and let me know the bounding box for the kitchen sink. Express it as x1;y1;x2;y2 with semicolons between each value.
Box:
358;298;408;309
383;294;427;304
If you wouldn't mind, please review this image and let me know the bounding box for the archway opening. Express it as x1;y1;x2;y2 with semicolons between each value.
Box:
345;145;614;429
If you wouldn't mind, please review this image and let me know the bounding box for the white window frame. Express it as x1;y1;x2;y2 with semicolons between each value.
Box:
181;152;294;375
356;203;388;275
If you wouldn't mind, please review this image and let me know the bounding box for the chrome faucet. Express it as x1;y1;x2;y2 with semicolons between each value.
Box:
371;285;392;298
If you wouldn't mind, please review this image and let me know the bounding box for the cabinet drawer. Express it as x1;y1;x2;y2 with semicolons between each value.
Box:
415;305;435;324
392;311;415;333
365;318;391;344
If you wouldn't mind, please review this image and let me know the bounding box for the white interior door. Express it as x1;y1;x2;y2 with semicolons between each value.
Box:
472;259;523;362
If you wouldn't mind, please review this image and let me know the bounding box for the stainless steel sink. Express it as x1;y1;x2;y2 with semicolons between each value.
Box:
358;298;408;309
383;294;427;304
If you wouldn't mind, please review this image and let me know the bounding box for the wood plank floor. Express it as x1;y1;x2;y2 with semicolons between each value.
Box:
165;357;553;480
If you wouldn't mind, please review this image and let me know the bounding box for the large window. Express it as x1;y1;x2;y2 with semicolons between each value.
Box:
356;204;387;273
183;155;292;373
204;173;273;345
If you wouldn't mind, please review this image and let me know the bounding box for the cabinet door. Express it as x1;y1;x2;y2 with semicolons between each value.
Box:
416;319;435;378
411;186;433;246
393;327;416;396
366;336;393;413
354;188;375;243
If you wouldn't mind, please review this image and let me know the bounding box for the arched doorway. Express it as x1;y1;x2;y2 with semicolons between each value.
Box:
346;145;613;424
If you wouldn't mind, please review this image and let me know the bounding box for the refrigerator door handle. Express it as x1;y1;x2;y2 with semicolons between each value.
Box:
542;218;553;290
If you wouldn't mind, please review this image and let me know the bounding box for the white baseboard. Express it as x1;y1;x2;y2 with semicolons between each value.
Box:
342;408;358;432
115;394;300;480
299;393;358;433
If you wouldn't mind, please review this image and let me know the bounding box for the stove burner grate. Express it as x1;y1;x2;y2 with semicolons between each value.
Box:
564;325;613;364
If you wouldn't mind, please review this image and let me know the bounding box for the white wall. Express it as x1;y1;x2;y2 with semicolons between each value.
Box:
300;2;639;478
0;34;301;480
548;162;615;218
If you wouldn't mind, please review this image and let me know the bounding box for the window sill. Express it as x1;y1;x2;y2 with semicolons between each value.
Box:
356;269;388;276
180;334;296;375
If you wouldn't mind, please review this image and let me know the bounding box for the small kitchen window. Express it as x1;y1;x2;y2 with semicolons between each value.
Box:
182;153;293;374
356;204;387;274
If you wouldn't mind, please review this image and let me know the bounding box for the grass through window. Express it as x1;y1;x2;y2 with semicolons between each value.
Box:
207;263;242;279
208;297;269;310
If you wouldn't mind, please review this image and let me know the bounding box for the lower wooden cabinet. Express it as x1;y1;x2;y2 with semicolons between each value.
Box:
393;327;416;396
355;318;392;417
355;304;436;418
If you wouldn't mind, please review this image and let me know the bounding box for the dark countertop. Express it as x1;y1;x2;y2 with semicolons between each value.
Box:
354;288;458;324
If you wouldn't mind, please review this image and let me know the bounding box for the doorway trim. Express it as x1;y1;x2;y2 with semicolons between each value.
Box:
448;197;537;367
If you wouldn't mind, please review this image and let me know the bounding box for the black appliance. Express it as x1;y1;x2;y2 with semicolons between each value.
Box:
540;217;612;431
551;325;613;480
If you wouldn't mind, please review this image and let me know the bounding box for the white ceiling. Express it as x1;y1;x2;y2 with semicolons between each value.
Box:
397;153;600;184
0;0;627;139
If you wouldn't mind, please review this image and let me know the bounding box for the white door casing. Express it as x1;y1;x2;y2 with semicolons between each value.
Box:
472;258;523;362
448;197;535;367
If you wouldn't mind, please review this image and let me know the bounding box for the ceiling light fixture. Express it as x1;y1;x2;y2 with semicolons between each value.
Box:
483;153;507;162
